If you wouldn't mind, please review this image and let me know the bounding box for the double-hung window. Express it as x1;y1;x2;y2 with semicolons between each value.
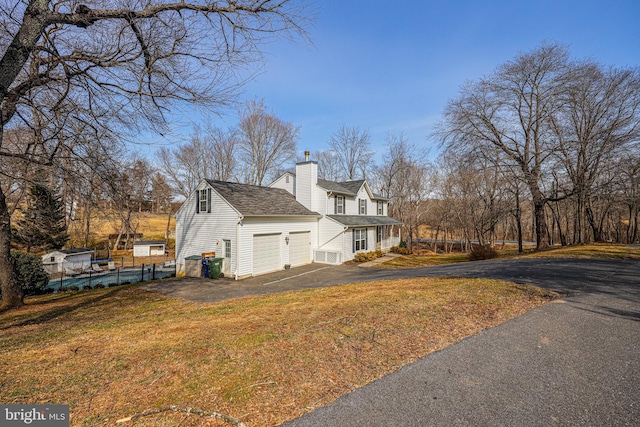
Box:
196;188;211;214
377;201;384;215
353;228;367;252
359;199;367;215
335;195;345;214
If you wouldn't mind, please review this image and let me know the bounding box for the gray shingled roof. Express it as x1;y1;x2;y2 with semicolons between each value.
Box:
316;178;388;200
327;215;403;227
316;179;357;195
206;180;319;217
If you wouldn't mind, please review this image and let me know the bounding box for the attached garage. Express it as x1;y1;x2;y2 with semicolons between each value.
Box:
253;233;282;275
288;231;311;267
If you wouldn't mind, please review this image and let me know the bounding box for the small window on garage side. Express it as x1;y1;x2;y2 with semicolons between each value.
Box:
196;188;211;213
224;240;231;258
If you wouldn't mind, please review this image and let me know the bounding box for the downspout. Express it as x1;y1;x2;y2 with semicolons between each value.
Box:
235;216;243;280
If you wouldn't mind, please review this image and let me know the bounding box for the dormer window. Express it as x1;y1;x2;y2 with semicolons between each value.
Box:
359;199;367;215
335;195;345;214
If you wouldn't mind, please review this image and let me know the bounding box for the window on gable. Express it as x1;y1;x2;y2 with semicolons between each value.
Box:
353;228;367;252
377;201;384;215
359;199;367;215
286;175;290;184
50;256;55;262
196;188;211;214
224;240;231;258
335;195;345;214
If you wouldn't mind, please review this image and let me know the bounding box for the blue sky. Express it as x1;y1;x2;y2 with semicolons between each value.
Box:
146;0;640;162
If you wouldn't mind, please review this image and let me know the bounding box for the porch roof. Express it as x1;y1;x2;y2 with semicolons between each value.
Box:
327;215;403;227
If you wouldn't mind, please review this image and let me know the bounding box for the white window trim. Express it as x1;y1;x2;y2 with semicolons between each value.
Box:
359;199;367;215
335;195;345;214
377;201;384;215
353;228;367;252
224;240;232;258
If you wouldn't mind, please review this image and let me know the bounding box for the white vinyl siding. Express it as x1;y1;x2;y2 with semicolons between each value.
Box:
317;217;346;252
253;233;282;275
175;182;240;276
288;231;311;266
269;173;295;196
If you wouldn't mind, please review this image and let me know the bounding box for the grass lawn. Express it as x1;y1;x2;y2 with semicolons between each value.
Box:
0;279;555;426
378;243;640;269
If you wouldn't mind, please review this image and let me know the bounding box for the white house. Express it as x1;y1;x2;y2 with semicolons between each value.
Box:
133;240;166;257
41;248;94;274
175;155;402;279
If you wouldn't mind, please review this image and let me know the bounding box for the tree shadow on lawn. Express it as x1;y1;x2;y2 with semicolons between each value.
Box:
0;286;129;330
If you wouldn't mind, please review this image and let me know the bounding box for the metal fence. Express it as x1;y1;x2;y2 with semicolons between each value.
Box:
46;261;176;292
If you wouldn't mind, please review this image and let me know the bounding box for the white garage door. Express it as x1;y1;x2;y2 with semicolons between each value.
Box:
253;233;281;275
288;231;311;267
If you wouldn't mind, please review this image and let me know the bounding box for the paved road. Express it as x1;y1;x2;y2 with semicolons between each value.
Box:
278;258;640;427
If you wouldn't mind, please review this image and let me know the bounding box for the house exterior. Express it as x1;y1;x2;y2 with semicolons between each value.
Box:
41;248;94;274
175;156;402;279
270;159;402;264
133;240;166;257
175;180;320;279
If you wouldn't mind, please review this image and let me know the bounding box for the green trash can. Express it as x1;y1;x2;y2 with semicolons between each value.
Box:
207;257;224;279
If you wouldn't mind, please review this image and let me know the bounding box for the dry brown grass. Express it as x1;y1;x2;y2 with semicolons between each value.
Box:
0;279;556;426
378;243;640;269
520;243;640;260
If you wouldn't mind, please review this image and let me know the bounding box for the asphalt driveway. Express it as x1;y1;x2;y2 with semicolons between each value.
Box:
143;258;640;426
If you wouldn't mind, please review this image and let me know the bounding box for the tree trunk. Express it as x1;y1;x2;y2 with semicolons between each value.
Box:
0;189;23;310
533;199;549;250
515;195;523;253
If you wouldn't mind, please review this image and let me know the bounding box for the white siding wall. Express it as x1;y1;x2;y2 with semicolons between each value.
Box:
317;217;346;251
344;196;358;215
269;173;295;195
175;181;240;276
238;217;318;277
295;162;317;211
315;187;328;215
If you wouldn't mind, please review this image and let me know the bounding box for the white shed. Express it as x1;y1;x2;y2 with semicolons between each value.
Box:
133;240;166;257
42;248;94;274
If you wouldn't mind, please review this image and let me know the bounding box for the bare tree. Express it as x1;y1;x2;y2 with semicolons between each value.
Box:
439;43;570;250
372;132;431;250
157;125;238;198
549;63;640;243
237;99;299;186
0;0;310;309
328;125;373;180
315;150;343;181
